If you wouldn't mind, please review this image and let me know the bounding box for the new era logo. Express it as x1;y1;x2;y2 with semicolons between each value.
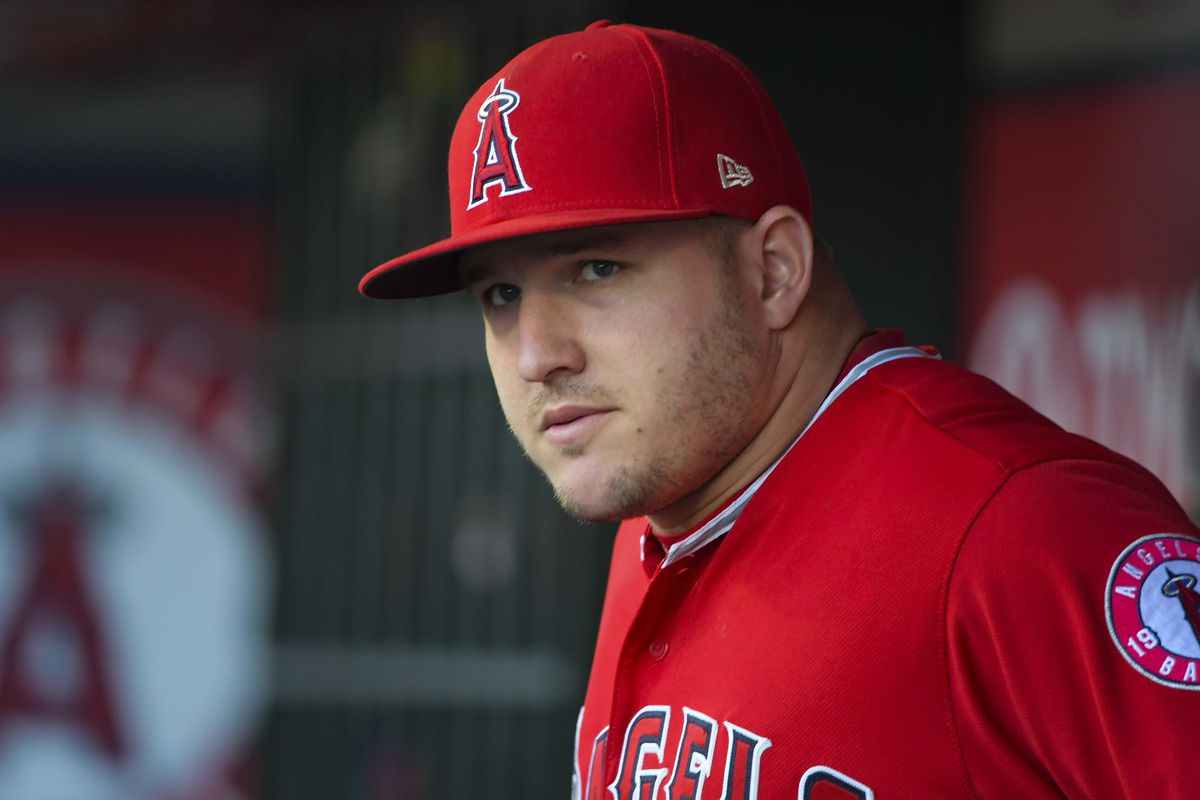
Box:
717;154;754;189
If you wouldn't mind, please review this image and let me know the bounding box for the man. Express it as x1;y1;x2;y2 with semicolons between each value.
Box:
360;21;1199;799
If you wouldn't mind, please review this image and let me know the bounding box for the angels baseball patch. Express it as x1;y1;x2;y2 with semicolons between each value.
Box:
1106;533;1200;689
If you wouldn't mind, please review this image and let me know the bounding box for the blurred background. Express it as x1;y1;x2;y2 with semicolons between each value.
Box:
0;0;1195;798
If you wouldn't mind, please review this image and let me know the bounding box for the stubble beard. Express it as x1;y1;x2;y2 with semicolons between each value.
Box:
548;275;764;524
552;455;671;524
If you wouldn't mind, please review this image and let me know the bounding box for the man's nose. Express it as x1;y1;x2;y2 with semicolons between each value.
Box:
516;291;585;383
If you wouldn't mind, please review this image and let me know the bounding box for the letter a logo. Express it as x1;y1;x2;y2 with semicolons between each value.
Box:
468;78;532;209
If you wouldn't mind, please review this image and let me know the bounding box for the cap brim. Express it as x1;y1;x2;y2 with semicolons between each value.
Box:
359;206;716;299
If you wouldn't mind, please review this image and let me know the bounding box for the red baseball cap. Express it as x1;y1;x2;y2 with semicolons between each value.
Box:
359;20;812;299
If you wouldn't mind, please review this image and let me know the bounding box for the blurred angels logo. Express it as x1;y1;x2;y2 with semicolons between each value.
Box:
0;481;126;759
0;285;273;799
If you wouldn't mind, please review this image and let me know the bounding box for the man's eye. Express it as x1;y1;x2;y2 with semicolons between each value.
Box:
579;261;620;282
485;284;520;307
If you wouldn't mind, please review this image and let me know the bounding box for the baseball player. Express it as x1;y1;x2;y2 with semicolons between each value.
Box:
360;21;1200;799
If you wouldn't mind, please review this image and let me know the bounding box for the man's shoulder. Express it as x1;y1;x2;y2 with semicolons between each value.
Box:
860;354;1135;477
862;356;1194;561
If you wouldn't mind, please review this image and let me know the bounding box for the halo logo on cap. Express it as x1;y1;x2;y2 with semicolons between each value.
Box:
1106;532;1200;690
467;78;531;210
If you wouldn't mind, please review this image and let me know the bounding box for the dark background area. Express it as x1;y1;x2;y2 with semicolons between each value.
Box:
630;3;967;351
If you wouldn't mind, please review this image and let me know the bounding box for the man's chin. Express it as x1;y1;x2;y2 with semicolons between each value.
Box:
548;463;667;523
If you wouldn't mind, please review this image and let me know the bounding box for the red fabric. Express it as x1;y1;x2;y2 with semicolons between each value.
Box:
573;353;1199;799
645;330;914;560
360;22;811;299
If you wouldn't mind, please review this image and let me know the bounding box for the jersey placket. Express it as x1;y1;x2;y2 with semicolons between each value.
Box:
602;551;708;786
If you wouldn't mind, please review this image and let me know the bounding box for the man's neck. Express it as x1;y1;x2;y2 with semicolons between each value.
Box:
647;301;868;537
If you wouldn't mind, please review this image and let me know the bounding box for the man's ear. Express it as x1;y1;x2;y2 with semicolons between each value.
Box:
748;205;814;330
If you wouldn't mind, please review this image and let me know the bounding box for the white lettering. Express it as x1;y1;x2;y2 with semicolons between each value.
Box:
1160;656;1176;676
572;708;583;800
599;706;771;800
718;721;771;800
609;706;670;800
1185;662;1198;683
665;707;717;800
1176;540;1188;557
799;766;875;800
1138;548;1155;566
1121;563;1144;580
1156;541;1170;559
82;306;141;387
4;301;58;388
1114;585;1137;599
1127;637;1145;657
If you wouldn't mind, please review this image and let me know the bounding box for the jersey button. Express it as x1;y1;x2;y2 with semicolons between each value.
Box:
649;640;669;660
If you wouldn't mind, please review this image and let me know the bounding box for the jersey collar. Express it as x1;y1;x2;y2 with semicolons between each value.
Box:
645;334;938;569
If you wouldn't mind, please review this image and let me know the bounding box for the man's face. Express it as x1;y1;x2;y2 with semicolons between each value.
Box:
461;219;772;523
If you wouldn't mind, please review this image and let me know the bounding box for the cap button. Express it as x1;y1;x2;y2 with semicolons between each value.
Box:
585;20;613;30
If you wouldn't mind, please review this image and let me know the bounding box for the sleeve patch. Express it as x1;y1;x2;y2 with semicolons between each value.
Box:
1105;533;1200;690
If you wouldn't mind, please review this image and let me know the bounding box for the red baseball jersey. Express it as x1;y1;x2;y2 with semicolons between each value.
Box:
571;332;1199;799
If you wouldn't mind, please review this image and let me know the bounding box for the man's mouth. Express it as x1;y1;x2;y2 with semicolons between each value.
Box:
538;405;616;445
